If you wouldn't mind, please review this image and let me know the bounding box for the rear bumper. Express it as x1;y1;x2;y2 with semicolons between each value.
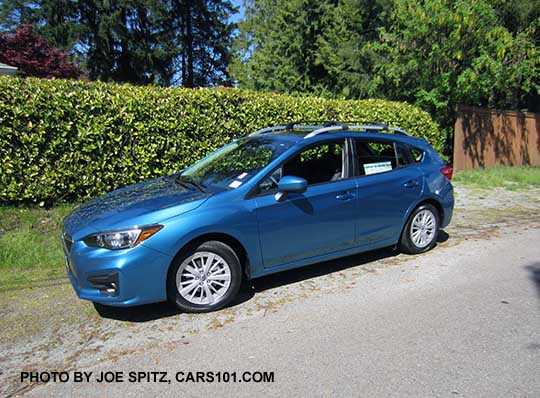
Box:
64;241;173;307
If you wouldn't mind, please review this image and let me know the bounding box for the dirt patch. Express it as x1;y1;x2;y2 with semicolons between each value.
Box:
2;184;539;397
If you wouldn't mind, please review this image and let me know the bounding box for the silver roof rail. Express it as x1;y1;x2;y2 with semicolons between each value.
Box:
387;127;411;136
249;124;322;136
249;121;412;138
304;125;348;138
305;124;411;139
249;125;287;136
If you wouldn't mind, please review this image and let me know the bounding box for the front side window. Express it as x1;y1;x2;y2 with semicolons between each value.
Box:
258;140;345;194
180;137;293;190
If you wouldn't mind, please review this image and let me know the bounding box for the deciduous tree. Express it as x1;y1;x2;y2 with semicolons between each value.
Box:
0;24;80;78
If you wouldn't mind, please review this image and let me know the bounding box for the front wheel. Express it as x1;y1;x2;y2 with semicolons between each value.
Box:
168;241;242;313
399;204;440;254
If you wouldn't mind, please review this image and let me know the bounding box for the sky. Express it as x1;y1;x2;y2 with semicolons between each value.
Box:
230;0;245;23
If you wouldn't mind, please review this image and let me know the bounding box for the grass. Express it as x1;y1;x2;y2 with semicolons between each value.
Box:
0;205;74;291
453;166;540;190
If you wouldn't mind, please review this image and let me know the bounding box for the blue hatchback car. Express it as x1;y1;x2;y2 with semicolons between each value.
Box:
62;122;454;312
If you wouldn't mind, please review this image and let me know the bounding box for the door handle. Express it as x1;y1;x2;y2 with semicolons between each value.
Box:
403;179;419;188
336;192;355;201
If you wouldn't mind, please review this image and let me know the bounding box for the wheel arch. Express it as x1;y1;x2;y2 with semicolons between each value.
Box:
166;232;250;292
399;196;444;241
414;198;444;222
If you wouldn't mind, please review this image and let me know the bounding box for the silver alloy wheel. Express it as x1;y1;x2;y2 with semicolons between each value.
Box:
176;251;232;305
410;209;437;248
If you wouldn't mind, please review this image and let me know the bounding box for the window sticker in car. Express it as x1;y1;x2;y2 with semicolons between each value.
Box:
237;172;248;180
228;180;243;188
364;161;392;175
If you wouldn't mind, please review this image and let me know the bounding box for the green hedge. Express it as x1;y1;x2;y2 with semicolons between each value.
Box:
0;77;442;204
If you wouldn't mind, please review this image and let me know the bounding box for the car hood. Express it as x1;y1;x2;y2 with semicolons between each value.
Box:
63;175;212;240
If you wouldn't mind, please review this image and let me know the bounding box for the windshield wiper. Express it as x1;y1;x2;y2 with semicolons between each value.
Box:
175;175;206;192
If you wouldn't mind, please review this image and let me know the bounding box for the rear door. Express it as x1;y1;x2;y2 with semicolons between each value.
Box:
352;139;422;245
252;139;358;268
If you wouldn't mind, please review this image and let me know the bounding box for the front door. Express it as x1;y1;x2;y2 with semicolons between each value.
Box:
253;139;357;268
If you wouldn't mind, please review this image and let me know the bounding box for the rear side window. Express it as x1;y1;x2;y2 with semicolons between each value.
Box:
354;140;416;176
355;140;397;176
395;143;414;166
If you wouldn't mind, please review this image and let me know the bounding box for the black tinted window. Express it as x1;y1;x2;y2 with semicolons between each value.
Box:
355;140;396;176
395;143;413;166
259;140;345;193
410;147;424;163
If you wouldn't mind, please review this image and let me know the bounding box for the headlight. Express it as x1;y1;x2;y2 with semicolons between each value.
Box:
83;225;163;250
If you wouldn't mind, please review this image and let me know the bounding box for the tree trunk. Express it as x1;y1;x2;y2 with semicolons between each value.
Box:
185;1;194;87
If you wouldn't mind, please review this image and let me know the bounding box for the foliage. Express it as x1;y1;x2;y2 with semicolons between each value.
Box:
366;0;540;138
0;76;440;204
231;0;540;141
0;0;237;86
0;24;80;78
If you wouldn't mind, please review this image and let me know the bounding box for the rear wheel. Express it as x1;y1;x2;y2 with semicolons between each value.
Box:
168;241;242;313
399;204;440;254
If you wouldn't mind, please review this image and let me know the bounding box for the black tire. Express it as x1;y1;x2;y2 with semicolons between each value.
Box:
168;241;242;313
399;203;440;254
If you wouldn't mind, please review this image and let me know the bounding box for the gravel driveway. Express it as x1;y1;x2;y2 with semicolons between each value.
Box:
2;185;540;397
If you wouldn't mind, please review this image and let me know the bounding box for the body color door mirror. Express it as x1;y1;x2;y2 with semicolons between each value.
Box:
276;175;307;201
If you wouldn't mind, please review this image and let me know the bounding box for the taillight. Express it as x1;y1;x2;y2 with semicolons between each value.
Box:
440;165;453;181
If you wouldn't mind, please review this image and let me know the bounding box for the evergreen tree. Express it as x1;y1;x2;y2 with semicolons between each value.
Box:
79;0;176;84
229;0;387;96
0;0;237;86
171;0;236;87
0;1;41;32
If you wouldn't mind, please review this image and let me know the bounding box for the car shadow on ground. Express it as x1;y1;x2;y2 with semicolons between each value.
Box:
94;230;450;322
524;263;540;352
525;262;540;301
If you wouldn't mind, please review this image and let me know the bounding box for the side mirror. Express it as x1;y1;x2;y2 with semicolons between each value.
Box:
275;175;307;201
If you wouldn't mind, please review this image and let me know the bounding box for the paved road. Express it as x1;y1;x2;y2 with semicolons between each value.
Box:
26;227;540;397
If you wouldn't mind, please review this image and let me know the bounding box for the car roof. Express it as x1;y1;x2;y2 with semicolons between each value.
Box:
251;128;429;148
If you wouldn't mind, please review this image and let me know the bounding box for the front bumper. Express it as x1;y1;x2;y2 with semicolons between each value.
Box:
63;238;173;307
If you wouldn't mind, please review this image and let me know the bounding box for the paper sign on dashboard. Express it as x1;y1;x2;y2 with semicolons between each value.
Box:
364;161;392;175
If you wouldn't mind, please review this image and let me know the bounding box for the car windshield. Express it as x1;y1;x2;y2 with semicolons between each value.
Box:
178;136;293;190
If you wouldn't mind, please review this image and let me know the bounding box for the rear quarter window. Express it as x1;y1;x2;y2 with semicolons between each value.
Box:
410;147;425;163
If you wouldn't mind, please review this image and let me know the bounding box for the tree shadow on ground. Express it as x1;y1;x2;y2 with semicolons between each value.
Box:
95;230;450;322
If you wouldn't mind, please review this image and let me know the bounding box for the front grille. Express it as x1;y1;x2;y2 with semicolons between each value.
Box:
63;234;73;253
